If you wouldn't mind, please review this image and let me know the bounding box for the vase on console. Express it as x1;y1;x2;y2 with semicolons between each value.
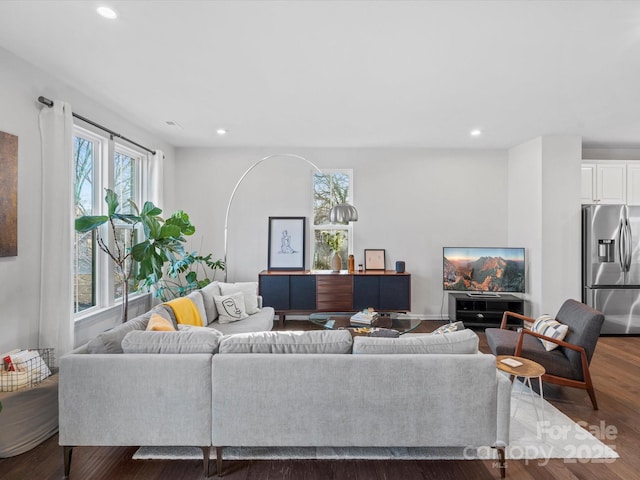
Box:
331;251;342;273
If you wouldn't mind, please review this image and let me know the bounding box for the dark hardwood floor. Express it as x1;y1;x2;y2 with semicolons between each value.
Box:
1;321;638;480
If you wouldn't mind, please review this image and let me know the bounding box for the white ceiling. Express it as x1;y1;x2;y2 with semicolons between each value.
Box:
1;0;639;149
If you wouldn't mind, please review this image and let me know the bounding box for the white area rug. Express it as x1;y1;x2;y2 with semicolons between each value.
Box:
134;381;619;463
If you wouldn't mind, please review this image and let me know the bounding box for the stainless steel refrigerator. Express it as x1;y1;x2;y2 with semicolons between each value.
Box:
582;204;640;334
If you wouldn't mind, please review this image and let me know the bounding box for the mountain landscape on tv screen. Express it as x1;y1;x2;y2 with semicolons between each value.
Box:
443;255;525;292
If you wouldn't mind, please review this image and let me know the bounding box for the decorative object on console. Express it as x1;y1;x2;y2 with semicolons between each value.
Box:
364;249;386;270
223;154;358;281
395;261;405;273
322;231;346;272
268;217;306;271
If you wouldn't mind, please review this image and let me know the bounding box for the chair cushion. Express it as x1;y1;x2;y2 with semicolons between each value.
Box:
485;328;577;380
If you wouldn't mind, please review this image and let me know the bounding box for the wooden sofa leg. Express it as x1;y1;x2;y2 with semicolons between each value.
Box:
63;446;73;477
216;447;223;477
201;446;211;477
495;446;506;478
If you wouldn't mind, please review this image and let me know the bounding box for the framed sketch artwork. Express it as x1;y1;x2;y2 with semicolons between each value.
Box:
364;249;386;270
268;217;306;270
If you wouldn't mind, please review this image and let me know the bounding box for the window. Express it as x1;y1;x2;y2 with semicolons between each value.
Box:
72;126;145;316
311;170;354;270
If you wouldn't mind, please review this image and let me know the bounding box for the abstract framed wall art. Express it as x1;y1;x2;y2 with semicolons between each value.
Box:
0;130;18;257
268;217;306;270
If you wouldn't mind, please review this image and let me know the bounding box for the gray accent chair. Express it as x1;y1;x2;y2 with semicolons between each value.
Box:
485;299;604;410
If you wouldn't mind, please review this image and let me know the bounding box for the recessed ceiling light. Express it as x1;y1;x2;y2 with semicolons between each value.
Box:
97;6;118;20
216;128;228;136
470;129;482;137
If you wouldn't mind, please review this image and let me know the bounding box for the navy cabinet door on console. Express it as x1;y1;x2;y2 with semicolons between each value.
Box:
259;276;290;310
380;275;411;311
290;275;316;310
353;276;380;310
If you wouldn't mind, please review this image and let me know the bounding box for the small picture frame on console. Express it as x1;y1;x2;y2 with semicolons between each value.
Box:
268;216;306;270
364;249;386;270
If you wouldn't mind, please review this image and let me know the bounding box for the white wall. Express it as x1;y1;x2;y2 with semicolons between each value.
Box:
173;147;509;318
508;136;582;317
0;47;175;353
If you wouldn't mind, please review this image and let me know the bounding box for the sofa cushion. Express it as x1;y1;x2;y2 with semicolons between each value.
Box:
121;327;223;354
214;292;249;324
352;328;479;354
219;282;260;315
86;306;171;354
218;330;353;354
210;307;275;335
200;282;221;323
530;314;569;351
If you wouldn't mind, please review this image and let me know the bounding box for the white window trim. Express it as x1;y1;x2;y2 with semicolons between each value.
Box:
73;125;148;320
310;169;354;270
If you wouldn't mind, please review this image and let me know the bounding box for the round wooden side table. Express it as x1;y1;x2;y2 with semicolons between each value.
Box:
496;355;546;425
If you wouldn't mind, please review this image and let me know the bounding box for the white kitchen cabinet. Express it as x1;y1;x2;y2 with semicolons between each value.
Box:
581;164;596;204
626;163;640;205
581;161;627;204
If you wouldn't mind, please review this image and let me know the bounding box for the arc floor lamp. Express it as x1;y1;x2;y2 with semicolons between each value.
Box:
223;153;358;282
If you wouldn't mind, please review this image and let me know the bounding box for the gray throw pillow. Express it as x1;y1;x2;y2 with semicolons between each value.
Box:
86;306;172;354
200;282;221;323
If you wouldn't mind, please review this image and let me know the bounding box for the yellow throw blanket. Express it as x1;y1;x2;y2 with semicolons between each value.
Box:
164;297;203;327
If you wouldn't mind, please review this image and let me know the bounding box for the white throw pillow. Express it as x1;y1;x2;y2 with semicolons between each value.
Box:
219;282;260;315
214;292;249;324
531;314;569;351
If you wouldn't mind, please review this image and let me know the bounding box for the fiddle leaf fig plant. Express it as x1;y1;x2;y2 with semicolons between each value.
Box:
75;189;223;321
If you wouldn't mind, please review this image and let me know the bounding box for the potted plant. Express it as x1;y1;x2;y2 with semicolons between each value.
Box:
322;231;346;272
75;189;223;321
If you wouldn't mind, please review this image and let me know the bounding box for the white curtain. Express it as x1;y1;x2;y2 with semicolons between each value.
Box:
148;149;164;209
38;101;74;356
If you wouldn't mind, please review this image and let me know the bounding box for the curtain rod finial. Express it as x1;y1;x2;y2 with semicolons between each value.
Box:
38;96;54;108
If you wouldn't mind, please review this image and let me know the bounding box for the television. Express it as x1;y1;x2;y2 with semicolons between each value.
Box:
443;247;525;295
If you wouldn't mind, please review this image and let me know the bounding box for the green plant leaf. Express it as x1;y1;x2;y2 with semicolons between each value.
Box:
142;216;162;239
105;189;119;216
112;213;140;224
131;240;151;261
141;201;162;217
75;215;108;232
185;271;197;283
159;224;181;239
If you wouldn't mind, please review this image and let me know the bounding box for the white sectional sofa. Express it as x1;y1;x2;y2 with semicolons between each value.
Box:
60;305;511;479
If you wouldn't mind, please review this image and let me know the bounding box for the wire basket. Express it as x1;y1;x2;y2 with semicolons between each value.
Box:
0;348;56;392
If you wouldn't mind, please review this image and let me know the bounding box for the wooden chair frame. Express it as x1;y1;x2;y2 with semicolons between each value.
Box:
499;311;599;410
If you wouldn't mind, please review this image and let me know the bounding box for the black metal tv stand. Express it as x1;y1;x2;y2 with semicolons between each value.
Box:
448;292;525;328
